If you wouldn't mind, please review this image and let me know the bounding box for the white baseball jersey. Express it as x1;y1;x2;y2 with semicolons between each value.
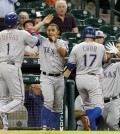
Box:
38;35;68;73
0;29;38;65
68;42;107;75
100;62;120;98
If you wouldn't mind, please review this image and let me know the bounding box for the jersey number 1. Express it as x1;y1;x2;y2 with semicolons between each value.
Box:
84;54;96;66
7;43;10;55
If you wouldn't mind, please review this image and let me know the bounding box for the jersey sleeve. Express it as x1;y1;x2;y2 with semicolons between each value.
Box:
24;30;38;48
102;46;107;62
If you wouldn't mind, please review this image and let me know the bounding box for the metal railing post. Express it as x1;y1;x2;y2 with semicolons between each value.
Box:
110;0;115;25
67;79;75;130
95;0;99;18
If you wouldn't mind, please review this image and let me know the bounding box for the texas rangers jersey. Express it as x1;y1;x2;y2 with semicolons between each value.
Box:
0;29;38;64
68;41;107;75
38;35;68;73
100;62;120;98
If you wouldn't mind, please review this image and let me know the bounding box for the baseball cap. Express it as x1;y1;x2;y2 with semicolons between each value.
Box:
95;30;105;38
33;11;42;18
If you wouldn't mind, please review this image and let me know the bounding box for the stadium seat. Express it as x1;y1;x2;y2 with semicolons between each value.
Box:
104;33;113;42
114;33;120;40
99;25;120;37
105;40;116;46
15;2;29;10
69;9;93;25
40;32;48;38
77;40;83;44
16;8;35;18
78;25;87;33
43;8;55;16
61;32;82;47
84;18;106;30
67;2;75;12
28;1;49;12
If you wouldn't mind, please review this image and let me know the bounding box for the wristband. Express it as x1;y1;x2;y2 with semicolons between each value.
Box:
36;21;45;28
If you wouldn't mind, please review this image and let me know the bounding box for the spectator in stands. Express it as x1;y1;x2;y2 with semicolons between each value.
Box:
16;11;29;30
95;30;105;44
0;0;18;31
99;0;110;14
24;84;43;127
32;11;45;33
115;0;120;22
23;19;39;57
49;0;78;35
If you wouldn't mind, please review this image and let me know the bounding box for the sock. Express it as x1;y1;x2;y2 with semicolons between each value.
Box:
50;112;60;129
41;106;51;127
86;107;102;130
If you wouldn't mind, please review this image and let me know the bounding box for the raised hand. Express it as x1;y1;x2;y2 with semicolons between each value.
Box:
105;42;119;54
43;14;54;24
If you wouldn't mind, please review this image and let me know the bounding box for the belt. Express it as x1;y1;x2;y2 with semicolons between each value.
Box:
88;72;96;75
0;18;4;22
42;72;61;77
104;96;119;103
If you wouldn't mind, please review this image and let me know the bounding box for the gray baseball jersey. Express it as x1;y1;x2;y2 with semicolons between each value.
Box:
0;29;38;65
68;42;107;75
101;62;120;98
38;35;68;73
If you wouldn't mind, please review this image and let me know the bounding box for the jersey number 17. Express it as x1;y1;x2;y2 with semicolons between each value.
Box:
84;54;96;66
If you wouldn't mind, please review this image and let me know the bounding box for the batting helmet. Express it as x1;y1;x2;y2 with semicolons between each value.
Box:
82;26;96;39
4;12;18;28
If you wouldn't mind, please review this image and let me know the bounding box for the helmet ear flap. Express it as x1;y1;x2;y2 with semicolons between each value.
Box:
82;26;96;39
4;12;18;28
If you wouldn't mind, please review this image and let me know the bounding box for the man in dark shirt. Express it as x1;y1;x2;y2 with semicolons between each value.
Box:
50;0;78;35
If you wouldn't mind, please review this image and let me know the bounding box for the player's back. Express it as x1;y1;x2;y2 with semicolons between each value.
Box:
0;29;37;63
70;41;106;75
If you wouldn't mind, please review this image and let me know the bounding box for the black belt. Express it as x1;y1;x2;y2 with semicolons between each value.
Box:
7;61;15;65
104;96;118;103
88;72;96;75
42;72;61;77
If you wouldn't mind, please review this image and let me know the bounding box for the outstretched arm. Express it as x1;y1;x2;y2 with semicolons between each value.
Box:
34;14;54;32
105;42;120;57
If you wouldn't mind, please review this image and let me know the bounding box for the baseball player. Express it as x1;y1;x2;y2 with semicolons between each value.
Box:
99;42;120;130
74;95;86;130
63;26;107;130
28;23;68;130
0;12;39;130
95;30;105;44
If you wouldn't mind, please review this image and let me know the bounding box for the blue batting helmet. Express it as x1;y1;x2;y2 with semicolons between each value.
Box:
4;12;18;28
82;26;96;39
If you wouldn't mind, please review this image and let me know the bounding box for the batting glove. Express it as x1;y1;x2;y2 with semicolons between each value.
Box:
105;42;119;54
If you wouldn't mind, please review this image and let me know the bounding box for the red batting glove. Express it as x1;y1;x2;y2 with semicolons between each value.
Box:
27;26;35;34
